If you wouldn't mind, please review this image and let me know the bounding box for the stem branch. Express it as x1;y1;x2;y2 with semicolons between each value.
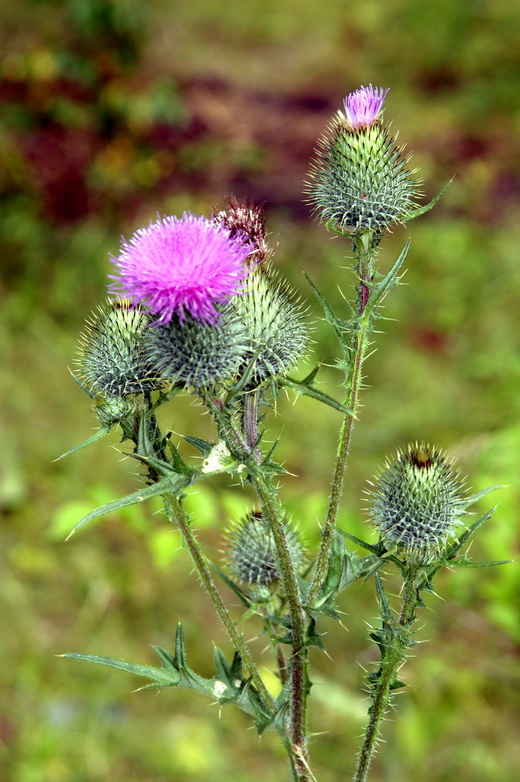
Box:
308;236;375;607
252;475;310;781
166;492;275;715
353;571;419;782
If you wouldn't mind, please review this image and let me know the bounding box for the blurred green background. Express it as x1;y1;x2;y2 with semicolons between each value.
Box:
1;1;519;780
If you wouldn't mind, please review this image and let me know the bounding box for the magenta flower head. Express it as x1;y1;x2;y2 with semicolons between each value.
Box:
343;84;389;129
109;213;251;326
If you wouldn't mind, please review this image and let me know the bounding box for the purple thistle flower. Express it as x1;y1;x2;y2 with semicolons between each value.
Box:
109;213;251;325
343;84;389;128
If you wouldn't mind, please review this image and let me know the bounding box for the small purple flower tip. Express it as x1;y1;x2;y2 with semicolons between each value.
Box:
343;84;389;128
109;213;251;325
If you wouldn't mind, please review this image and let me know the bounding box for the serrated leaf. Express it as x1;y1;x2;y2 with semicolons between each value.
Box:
66;473;192;538
449;558;512;568
311;530;381;617
210;562;251;608
304;273;351;347
403;179;453;222
336;528;382;555
279;374;353;415
60;653;180;687
183;435;215;457
374;573;392;622
55;425;112;461
63;624;274;732
363;240;410;319
465;485;504;505
305;617;325;651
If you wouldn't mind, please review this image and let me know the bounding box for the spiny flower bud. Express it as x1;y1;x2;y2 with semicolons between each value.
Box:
93;394;140;424
234;264;309;385
368;444;469;565
76;299;158;398
307;85;419;237
211;197;271;266
145;305;249;390
225;512;304;593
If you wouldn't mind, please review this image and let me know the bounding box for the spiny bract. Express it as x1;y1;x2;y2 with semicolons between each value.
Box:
76;300;158;398
308;111;419;236
225;512;304;591
145;304;250;390
368;443;469;565
234;264;309;385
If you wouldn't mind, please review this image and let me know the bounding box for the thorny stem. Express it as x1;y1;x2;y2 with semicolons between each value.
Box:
308;233;376;608
353;570;419;782
132;398;298;777
276;643;289;686
252;474;310;782
204;395;311;780
166;492;276;715
172;489;302;782
243;390;261;464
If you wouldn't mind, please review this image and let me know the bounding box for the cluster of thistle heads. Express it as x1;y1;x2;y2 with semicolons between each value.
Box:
76;199;308;407
74;85;468;577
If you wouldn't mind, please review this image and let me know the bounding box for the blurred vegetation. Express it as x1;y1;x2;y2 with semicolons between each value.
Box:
1;1;519;781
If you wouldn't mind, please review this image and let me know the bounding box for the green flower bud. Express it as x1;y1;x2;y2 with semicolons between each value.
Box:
368;444;468;565
93;394;139;424
76;300;158;397
225;512;304;589
307;97;419;237
235;264;309;385
145;305;249;390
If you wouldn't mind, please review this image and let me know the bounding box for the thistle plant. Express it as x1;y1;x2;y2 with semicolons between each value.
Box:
59;86;505;782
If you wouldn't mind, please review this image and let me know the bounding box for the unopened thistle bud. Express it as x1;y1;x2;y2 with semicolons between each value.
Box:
235;264;309;385
211;197;271;266
368;444;468;565
225;512;304;596
145;305;249;390
307;85;419;236
93;394;139;424
76;300;158;398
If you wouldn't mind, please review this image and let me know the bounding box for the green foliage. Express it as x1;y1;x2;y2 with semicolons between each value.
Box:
62;623;274;732
3;0;520;780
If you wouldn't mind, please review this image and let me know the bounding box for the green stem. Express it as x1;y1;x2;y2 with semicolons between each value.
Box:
243;391;261;463
308;235;375;608
252;474;311;782
203;395;310;779
166;492;275;715
353;571;419;782
132;398;299;775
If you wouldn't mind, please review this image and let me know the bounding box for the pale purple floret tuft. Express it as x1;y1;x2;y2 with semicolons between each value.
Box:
109;213;251;325
343;84;389;128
